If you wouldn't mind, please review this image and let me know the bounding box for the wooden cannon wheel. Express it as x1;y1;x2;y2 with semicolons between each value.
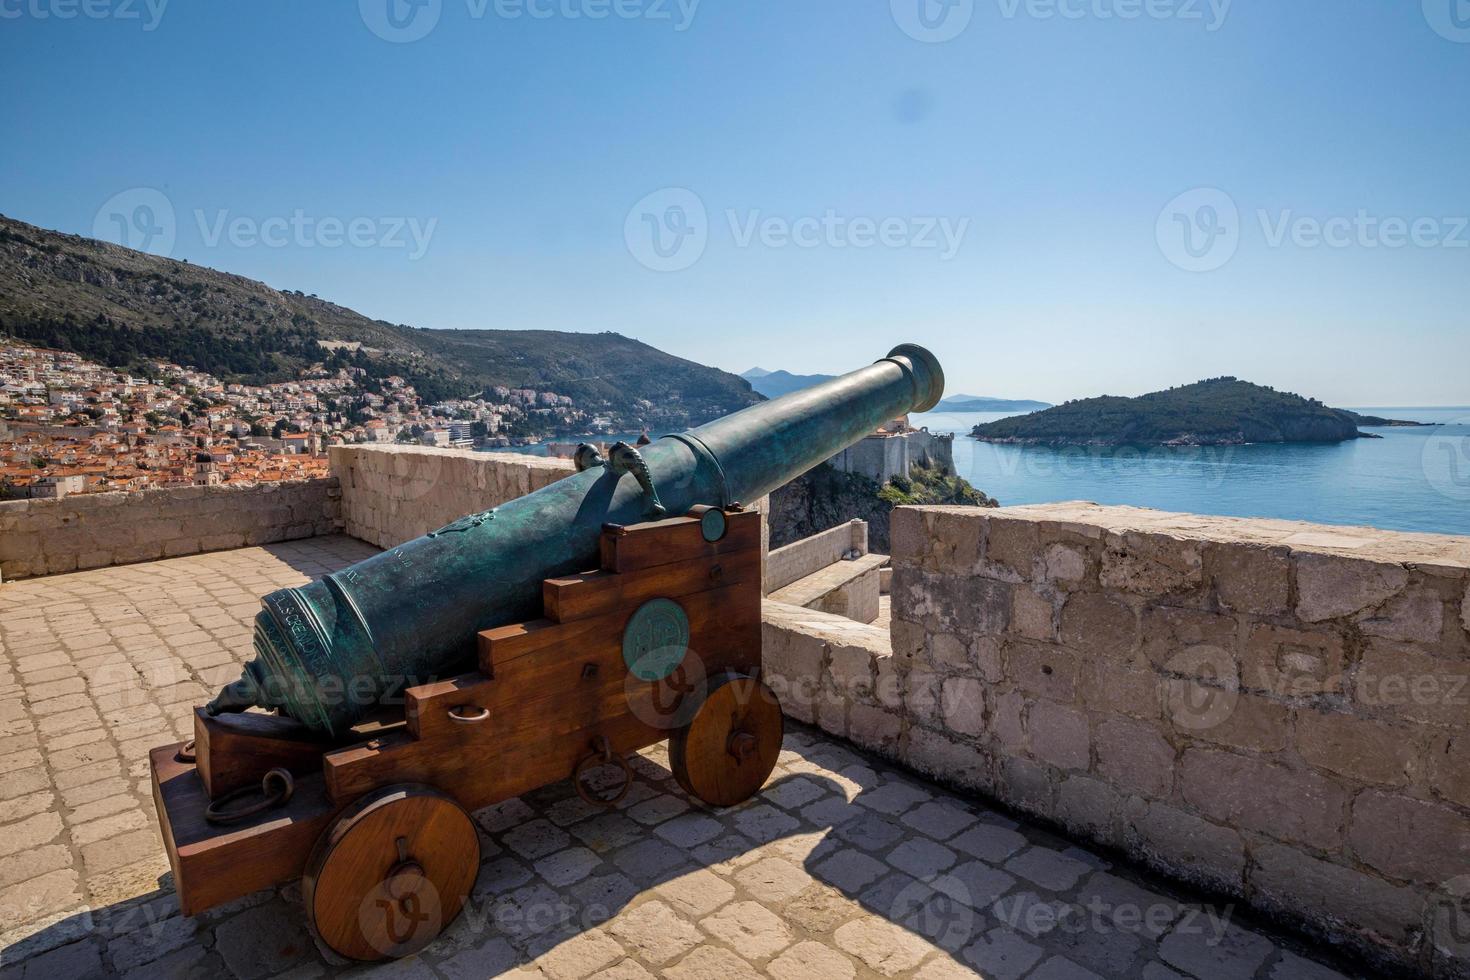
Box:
669;672;783;807
302;784;479;961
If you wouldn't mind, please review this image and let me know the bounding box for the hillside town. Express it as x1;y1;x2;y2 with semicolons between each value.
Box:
0;337;591;498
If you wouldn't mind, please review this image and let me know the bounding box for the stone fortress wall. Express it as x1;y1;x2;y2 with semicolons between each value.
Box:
0;480;341;581
762;500;1470;977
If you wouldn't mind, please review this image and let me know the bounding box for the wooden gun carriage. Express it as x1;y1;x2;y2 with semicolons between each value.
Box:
149;507;781;961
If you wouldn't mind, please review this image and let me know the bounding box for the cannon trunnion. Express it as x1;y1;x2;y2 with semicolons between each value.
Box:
149;508;780;961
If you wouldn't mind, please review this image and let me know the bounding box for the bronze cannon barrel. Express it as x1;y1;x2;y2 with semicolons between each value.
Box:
207;343;944;734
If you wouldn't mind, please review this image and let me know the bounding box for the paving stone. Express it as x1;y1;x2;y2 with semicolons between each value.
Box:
435;934;523;975
886;838;958;879
652;813;723;848
588;961;654;980
731;803;800;844
607;900;700;965
931;860;1017;909
1269;951;1353;979
654;868;737;918
568;812;645;853
503;820;574;860
812;848;889;892
784;884;865;935
1158;921;1276;980
611;839;691;885
535;929;624;980
900;800;978;841
698;900;793;959
734;856;813;904
626;794;688;826
836;811;905;852
855;780;932;816
212;902;313;979
950;822;1028;863
570;872;641;920
762;776;828;812
663;945;761;980
992;891;1072;938
1005;846;1092;891
1030;955;1107;980
767;938;856;980
833;915;935;975
535;847;603;887
960;926;1045;980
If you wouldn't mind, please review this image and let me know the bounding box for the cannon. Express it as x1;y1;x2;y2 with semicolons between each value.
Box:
148;344;943;960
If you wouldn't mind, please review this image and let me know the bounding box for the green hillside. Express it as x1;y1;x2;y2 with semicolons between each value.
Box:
971;377;1403;446
0;215;759;425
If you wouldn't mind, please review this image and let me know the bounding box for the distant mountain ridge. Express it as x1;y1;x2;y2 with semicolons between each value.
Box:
741;368;1046;412
0;215;760;426
936;394;1051;413
970;377;1425;446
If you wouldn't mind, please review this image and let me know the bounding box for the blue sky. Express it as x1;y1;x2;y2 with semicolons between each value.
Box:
2;0;1467;405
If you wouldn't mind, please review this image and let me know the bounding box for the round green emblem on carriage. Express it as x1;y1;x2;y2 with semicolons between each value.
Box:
699;508;727;542
623;597;690;681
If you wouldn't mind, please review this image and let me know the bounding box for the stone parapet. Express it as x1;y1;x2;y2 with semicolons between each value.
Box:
764;501;1470;978
0;479;342;581
329;445;575;548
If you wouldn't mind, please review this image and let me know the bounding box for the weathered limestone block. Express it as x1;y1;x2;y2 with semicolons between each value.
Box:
1096;716;1174;798
1242;624;1346;698
1082;661;1160;720
1250;842;1421;945
1055;775;1124;847
1180;748;1347;851
1295;553;1409;623
984;517;1040;579
1139;606;1238;675
891;566;1011;637
939;676;985;737
1296;709;1419;787
1349;791;1470;881
904;667;941;727
1429;733;1470;808
1123;799;1246;893
1355;640;1468;726
1004;639;1077;703
904;726;989;792
1009;586;1056;641
1178;693;1288;754
1205;542;1290;616
1026;698;1089;771
1356;587;1445;645
1058;592;1137;660
992;690;1025;751
1040;542;1088;586
1100;532;1202;597
848;703;901;754
998;753;1053;815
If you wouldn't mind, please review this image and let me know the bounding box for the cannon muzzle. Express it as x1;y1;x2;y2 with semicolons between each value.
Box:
207;344;943;733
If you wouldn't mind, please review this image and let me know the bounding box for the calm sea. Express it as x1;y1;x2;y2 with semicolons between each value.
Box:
486;409;1470;538
910;408;1470;538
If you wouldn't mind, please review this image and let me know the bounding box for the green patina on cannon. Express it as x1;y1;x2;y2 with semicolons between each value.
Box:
206;344;944;735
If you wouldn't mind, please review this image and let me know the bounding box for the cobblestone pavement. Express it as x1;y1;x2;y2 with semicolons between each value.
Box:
0;540;1363;979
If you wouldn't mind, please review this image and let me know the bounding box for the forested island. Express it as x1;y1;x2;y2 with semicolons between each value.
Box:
970;378;1427;447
